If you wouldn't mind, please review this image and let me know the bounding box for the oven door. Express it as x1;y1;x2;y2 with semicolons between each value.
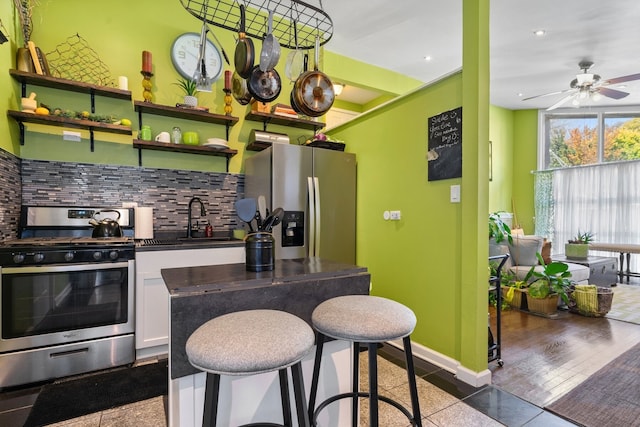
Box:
0;260;134;353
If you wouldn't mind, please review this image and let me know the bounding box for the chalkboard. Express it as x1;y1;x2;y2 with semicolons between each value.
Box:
427;106;462;181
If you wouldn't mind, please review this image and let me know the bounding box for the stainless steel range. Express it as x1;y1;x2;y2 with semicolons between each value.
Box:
0;206;135;389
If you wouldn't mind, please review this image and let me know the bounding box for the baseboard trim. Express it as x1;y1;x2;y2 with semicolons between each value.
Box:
386;339;492;387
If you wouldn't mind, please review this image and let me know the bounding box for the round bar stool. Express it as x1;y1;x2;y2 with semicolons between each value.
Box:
308;295;422;427
186;309;315;427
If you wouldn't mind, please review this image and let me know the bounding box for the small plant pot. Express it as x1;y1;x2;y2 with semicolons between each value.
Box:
565;243;589;259
502;286;526;310
526;292;560;315
183;95;197;107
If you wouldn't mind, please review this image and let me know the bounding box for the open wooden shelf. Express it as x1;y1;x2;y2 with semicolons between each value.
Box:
245;111;324;131
134;101;238;126
133;139;237;156
7;110;133;135
10;69;131;100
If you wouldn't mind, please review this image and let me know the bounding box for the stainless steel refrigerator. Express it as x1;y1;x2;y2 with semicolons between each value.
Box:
245;143;356;264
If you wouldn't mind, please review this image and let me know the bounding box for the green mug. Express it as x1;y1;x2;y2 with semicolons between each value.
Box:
140;125;152;141
183;131;199;145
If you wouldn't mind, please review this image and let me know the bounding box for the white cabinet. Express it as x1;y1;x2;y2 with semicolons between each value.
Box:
135;246;244;359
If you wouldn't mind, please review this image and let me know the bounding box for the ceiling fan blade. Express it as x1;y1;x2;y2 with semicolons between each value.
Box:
546;94;575;111
597;87;630;100
603;73;640;85
522;88;574;101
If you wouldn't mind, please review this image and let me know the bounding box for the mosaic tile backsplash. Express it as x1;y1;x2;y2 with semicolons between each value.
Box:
0;150;22;240
1;152;245;239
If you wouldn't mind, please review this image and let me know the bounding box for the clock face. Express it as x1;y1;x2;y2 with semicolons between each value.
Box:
171;32;223;82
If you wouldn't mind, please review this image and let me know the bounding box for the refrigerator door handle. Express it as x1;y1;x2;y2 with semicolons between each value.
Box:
307;176;316;257
313;176;321;257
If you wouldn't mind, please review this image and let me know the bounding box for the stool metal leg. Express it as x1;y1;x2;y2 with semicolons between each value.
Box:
291;362;310;427
308;332;325;423
368;343;379;427
278;369;293;426
351;342;360;426
403;336;422;427
203;373;220;427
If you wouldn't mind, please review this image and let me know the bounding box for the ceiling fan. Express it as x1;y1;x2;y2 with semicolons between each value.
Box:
523;60;640;110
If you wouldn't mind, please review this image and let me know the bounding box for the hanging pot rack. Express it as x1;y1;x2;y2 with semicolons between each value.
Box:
179;0;333;50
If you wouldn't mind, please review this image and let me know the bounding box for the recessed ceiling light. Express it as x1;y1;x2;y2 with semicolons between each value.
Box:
518;93;523;97
424;56;432;61
533;29;546;37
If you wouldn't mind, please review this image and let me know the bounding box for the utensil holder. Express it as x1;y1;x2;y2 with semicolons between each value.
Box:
245;231;274;272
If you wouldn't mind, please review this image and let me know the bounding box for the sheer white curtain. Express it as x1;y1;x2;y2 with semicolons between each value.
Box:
535;160;640;273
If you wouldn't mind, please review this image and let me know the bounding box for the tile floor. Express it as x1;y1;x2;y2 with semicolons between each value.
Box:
0;345;577;426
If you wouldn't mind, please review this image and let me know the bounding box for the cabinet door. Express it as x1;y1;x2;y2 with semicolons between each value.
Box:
135;247;244;359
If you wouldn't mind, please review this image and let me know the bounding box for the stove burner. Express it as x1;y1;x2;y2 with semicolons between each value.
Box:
3;237;133;246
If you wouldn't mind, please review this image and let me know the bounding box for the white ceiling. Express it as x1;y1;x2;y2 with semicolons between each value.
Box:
322;0;640;110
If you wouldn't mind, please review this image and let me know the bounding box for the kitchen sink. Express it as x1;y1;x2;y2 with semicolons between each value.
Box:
139;230;239;247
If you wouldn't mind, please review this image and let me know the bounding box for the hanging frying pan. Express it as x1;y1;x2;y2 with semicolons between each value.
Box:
232;70;252;105
234;5;254;79
259;10;280;72
247;65;282;103
292;36;335;117
290;54;308;114
285;20;304;81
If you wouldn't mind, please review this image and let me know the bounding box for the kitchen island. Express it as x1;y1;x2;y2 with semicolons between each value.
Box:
161;257;370;426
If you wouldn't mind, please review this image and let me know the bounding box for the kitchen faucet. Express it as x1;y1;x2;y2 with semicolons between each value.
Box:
187;196;206;238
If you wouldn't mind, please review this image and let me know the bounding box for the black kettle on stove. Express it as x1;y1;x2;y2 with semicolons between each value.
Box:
89;210;123;238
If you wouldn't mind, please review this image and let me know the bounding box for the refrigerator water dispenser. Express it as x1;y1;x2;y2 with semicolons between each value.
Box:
281;211;304;247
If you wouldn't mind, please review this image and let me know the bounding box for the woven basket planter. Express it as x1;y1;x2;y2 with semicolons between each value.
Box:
502;286;526;310
569;286;614;317
526;292;560;315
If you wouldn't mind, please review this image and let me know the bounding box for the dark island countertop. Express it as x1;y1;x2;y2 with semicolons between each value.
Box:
161;257;371;379
161;257;368;295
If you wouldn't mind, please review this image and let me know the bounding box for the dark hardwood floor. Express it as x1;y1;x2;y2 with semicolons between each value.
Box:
489;282;640;408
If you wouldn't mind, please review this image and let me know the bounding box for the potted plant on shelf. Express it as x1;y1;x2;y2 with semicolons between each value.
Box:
175;78;198;107
524;253;572;316
565;230;594;260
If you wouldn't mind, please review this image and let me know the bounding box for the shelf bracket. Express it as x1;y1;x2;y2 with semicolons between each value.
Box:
18;122;25;145
90;90;96;114
226;123;230;141
89;128;95;152
20;82;26;98
138;148;143;167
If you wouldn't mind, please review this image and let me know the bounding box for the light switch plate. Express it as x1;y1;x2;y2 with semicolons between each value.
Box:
450;185;461;203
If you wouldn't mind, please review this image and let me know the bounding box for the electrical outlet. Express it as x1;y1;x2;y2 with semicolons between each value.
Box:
390;210;401;220
63;131;81;142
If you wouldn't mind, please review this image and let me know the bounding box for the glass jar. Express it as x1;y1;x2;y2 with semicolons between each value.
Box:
172;126;182;144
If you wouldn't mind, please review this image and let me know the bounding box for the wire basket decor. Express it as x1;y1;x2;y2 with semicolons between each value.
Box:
45;33;115;87
179;0;333;50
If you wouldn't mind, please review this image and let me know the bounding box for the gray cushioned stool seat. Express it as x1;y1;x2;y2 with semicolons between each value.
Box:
309;295;422;427
187;309;314;375
186;309;314;427
312;295;417;342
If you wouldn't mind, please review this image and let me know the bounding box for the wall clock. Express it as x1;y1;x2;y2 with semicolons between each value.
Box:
171;32;222;82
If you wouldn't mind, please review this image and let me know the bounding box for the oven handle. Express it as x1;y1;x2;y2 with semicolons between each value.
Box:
1;261;131;274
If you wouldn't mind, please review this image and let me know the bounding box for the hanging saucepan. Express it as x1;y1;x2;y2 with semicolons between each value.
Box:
247;65;282;103
90;210;123;238
234;5;254;79
259;10;280;72
292;36;335;117
285;20;304;81
232;70;252;105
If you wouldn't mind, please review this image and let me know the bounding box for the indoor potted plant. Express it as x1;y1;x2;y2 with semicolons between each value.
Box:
565;230;594;260
489;211;512;244
524;253;572;316
175;78;198;107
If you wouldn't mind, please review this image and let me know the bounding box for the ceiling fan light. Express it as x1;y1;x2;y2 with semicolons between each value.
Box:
591;92;602;101
572;98;580;106
576;74;593;85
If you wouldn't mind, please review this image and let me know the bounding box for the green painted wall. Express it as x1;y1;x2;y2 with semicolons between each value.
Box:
1;1;21;155
326;0;491;373
489;105;515;212
512;109;538;232
329;73;465;361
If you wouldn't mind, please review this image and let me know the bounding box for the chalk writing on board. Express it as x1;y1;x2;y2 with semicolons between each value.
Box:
427;106;462;181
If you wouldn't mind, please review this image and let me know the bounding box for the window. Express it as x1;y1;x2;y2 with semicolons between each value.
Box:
539;108;640;170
